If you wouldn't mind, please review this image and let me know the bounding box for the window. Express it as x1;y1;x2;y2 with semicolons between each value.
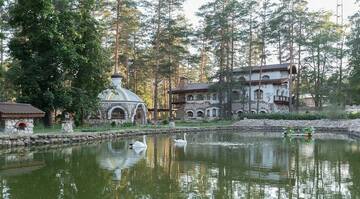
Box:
232;91;240;101
276;89;280;96
212;109;217;117
212;94;218;101
196;94;204;101
207;94;211;100
187;95;194;101
254;89;264;100
207;110;210;117
237;111;243;117
111;108;125;119
281;90;285;96
260;111;267;114
197;111;204;118
187;111;194;118
262;75;270;80
0;120;4;131
238;76;246;82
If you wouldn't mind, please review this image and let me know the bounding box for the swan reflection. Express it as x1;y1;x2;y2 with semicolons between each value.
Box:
98;142;146;181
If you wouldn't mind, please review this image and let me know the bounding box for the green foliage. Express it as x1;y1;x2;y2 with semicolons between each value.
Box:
161;120;169;125
348;8;360;104
7;0;110;125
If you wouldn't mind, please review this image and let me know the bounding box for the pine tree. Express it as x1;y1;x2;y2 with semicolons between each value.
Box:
348;1;360;104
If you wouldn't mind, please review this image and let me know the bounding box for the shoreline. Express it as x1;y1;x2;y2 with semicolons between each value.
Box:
0;124;357;148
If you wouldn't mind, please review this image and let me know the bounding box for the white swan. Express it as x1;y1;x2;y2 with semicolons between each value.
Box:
129;135;147;150
174;133;187;145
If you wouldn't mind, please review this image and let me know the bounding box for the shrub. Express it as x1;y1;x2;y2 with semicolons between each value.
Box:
111;121;116;127
121;122;133;128
161;120;169;125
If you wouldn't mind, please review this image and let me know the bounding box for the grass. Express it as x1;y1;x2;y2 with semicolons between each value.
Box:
33;120;235;134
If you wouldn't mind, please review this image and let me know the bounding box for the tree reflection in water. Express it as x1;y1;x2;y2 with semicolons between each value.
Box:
0;133;359;198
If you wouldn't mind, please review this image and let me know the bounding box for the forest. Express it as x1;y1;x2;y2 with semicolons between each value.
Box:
0;0;359;124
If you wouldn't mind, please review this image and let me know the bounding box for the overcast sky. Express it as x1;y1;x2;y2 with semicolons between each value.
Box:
184;0;359;26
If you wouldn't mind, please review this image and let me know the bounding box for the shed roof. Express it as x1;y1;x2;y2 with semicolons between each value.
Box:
0;103;45;119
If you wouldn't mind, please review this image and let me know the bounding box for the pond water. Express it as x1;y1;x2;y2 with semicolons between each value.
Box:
0;132;359;199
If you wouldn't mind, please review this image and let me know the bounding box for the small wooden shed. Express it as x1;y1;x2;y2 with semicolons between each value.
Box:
0;103;45;134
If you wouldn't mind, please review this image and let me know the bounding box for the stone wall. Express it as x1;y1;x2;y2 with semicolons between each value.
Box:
0;124;355;148
2;119;34;134
234;119;360;132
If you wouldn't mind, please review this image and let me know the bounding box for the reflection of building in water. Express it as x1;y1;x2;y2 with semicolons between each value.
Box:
97;142;146;181
0;151;45;176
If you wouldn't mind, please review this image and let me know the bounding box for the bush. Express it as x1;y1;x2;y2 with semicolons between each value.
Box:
161;120;169;125
121;122;133;128
348;112;360;119
111;121;116;127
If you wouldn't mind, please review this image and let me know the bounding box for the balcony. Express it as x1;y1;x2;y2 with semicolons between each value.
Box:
274;96;290;105
172;97;186;105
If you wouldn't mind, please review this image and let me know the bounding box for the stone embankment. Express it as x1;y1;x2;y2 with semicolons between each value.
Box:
0;119;359;148
234;119;360;133
0;127;242;148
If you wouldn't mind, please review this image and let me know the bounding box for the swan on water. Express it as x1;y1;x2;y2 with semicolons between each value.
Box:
174;133;187;145
129;135;147;149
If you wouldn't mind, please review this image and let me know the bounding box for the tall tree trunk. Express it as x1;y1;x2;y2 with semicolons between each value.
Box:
295;21;302;112
153;0;162;123
114;0;122;74
248;14;253;113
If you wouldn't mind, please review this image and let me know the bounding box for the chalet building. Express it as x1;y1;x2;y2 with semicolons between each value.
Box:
0;103;45;134
171;63;297;120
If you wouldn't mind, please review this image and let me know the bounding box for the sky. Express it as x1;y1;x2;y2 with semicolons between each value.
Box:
183;0;359;26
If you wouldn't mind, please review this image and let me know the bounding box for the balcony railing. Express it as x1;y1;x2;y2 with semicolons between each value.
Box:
274;96;290;105
172;97;186;104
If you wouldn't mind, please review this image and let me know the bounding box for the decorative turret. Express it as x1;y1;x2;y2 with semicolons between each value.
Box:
111;73;123;89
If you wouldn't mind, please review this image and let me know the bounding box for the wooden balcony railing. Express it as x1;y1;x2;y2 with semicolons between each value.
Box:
274;96;290;105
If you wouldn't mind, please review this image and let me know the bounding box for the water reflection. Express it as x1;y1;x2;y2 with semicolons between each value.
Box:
98;142;146;181
0;133;358;198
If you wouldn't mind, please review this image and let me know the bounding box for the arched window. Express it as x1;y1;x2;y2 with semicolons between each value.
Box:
207;94;211;100
207;110;211;117
196;94;204;101
262;75;270;80
187;95;194;101
111;108;125;119
187;111;194;118
232;91;240;101
238;76;246;82
212;108;217;117
237;111;243;117
260;110;267;114
197;111;204;118
276;89;280;96
281;90;285;96
254;89;264;100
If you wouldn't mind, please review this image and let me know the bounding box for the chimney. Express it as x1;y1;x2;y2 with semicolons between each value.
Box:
179;77;188;88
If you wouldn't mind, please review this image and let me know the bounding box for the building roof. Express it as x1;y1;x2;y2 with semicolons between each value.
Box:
99;76;144;103
0;103;45;119
171;83;213;94
233;63;297;74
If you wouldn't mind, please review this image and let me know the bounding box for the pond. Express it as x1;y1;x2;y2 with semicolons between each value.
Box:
0;132;359;199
